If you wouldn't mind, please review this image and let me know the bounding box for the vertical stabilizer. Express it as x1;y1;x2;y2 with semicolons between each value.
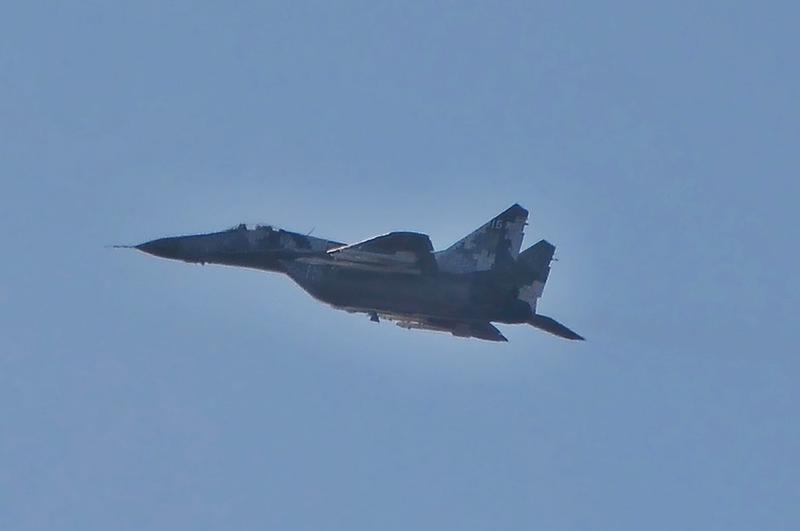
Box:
516;240;584;340
515;239;555;312
435;204;529;273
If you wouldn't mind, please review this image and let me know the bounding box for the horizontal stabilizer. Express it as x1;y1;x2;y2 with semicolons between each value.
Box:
528;314;584;341
467;322;508;342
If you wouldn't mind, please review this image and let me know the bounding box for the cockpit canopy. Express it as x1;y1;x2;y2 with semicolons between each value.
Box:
227;223;273;232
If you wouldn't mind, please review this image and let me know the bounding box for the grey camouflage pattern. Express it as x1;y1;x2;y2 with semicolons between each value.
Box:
127;204;583;341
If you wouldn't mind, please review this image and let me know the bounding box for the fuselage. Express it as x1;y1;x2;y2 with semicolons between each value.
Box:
282;262;532;323
135;224;532;324
128;204;585;341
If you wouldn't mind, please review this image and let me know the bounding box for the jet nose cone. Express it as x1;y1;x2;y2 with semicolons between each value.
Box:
136;237;183;260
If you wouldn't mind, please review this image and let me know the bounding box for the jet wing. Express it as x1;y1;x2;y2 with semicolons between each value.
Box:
392;317;507;342
326;232;438;274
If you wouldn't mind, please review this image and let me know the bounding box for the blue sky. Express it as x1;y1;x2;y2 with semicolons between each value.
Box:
2;2;798;530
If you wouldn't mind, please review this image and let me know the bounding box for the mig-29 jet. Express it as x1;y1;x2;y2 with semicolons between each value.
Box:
123;204;583;342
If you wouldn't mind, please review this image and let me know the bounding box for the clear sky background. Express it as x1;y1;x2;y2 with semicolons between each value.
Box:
2;2;798;530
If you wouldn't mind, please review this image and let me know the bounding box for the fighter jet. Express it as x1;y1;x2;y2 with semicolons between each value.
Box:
123;204;583;342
